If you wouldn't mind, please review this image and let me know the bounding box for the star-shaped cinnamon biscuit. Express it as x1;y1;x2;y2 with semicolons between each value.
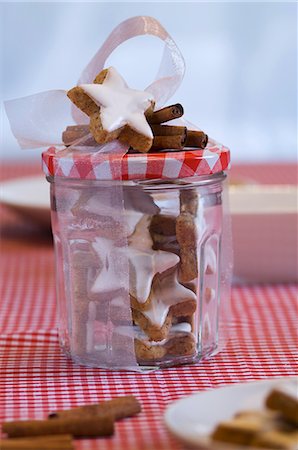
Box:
141;268;197;328
127;216;180;304
67;67;155;152
90;216;179;301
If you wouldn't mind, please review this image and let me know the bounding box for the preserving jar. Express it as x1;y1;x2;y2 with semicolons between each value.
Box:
42;145;231;370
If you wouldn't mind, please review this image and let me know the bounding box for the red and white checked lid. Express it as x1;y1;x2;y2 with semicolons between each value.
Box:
42;142;230;181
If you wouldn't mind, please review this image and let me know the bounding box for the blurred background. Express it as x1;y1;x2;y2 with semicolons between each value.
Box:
1;1;297;163
0;2;297;283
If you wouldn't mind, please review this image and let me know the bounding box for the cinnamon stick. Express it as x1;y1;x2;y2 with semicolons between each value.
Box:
150;124;187;138
150;135;186;151
1;435;74;450
185;130;208;149
2;415;114;438
49;396;141;421
148;104;184;124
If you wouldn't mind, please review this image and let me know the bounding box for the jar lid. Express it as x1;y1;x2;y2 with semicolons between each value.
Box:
42;142;230;181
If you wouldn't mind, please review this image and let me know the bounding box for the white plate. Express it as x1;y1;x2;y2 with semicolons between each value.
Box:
229;184;297;283
164;378;297;449
0;175;50;227
229;184;297;215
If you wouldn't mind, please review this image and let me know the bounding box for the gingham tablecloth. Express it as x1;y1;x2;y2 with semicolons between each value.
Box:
0;162;297;450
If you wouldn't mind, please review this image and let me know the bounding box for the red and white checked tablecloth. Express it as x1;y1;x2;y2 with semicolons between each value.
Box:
0;163;297;450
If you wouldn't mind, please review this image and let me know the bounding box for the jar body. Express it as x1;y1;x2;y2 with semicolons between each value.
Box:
49;173;231;369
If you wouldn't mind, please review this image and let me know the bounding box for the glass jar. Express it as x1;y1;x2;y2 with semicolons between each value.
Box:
43;145;231;370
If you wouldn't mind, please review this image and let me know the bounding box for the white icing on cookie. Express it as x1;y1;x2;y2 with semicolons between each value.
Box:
91;237;124;294
115;322;192;344
128;215;153;251
142;270;197;327
173;322;192;333
128;216;179;303
148;323;192;347
91;216;178;298
128;248;179;304
80;67;154;138
125;211;144;236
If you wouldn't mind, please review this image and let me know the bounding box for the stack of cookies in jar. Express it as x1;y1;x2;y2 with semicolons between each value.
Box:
63;67;209;365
